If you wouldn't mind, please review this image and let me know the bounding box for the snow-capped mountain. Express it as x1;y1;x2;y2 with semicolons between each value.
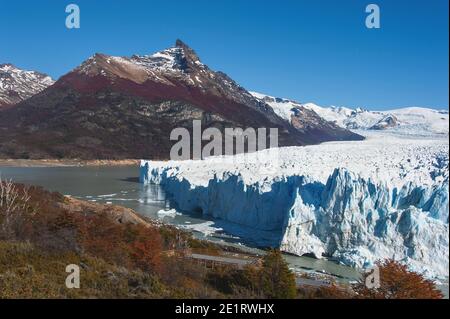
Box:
305;104;449;135
0;63;54;108
72;40;262;109
251;92;449;136
0;40;362;160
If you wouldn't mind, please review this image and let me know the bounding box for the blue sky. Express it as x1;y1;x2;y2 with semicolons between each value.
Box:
0;0;448;110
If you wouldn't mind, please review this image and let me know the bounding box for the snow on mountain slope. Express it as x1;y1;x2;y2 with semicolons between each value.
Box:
386;107;449;135
0;63;54;108
249;91;297;121
250;92;449;136
73;40;264;109
140;132;449;278
248;92;362;142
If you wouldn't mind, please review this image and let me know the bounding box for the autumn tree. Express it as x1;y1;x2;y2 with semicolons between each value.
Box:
260;249;297;299
354;259;443;299
127;225;163;273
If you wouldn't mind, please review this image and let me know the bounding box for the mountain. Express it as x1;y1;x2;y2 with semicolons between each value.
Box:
0;40;362;160
304;104;449;135
250;92;449;136
250;92;362;142
0;64;54;108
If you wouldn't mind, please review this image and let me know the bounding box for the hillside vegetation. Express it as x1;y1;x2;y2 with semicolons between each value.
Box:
0;179;297;298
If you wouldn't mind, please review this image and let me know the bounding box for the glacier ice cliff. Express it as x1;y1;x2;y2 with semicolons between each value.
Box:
140;160;449;278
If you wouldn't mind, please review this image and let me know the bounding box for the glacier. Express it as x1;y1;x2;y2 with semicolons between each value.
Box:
140;132;449;278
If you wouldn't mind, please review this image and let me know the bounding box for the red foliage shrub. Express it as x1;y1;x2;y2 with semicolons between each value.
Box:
126;225;163;273
354;259;443;299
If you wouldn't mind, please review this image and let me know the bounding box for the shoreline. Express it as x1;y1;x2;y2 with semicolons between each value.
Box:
0;159;140;167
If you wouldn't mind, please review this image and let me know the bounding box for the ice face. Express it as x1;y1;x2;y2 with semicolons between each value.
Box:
280;168;449;278
141;162;448;278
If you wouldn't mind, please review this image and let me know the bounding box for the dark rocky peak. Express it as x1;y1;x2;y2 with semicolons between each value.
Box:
130;40;204;75
175;39;201;64
75;53;111;73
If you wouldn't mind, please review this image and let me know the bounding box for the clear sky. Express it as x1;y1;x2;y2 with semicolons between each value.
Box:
0;0;448;110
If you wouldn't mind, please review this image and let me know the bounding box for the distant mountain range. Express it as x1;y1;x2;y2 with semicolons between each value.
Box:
251;92;449;136
0;64;54;108
0;40;362;160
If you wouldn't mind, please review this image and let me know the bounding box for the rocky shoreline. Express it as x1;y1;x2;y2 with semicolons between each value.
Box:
0;159;140;167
